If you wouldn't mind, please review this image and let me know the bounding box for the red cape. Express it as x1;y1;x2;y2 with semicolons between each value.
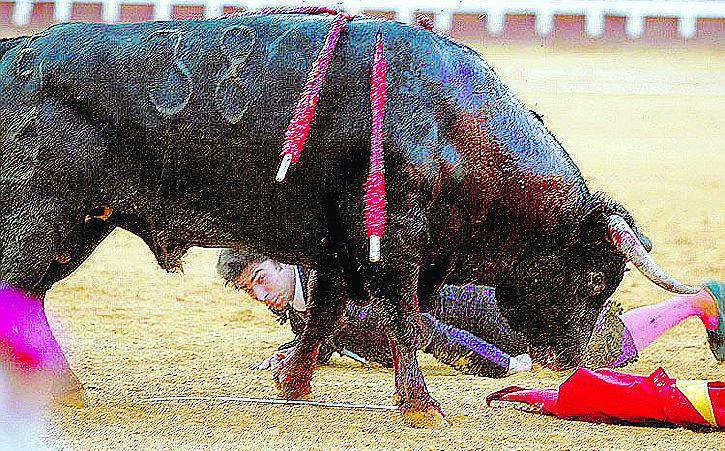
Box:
487;367;725;430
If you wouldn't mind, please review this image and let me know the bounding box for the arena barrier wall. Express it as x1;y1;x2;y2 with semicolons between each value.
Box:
1;0;724;45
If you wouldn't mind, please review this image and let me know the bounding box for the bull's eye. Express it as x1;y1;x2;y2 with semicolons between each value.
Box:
588;271;605;295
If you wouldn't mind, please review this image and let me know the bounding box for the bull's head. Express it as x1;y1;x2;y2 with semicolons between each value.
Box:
495;196;697;370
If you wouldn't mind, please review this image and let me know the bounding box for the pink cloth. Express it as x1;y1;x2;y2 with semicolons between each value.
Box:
0;285;68;372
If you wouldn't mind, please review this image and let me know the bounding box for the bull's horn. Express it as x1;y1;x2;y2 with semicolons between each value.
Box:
606;215;698;294
636;231;653;252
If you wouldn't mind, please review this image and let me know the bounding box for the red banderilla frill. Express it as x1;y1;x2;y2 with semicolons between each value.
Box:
275;12;353;182
259;8;389;262
365;33;388;262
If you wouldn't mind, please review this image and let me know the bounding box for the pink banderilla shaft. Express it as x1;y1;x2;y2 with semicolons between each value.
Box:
276;13;353;182
364;33;388;262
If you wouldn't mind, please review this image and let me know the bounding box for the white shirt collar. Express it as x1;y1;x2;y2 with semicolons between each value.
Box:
291;266;306;312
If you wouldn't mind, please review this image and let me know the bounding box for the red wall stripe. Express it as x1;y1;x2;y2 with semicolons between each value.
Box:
71;2;102;22
119;3;153;23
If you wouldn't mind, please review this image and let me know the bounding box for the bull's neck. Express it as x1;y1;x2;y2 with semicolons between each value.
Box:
448;105;588;287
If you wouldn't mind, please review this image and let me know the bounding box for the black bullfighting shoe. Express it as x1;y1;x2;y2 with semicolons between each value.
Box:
704;281;725;362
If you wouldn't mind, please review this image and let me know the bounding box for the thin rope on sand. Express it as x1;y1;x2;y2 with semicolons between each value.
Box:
141;395;398;411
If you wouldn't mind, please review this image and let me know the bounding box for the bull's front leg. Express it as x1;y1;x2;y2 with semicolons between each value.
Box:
367;213;449;428
273;271;347;400
376;280;449;429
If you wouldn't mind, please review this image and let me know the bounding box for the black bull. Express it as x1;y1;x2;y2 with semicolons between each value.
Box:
0;14;694;427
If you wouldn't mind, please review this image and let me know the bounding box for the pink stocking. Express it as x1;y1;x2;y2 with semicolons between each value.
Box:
0;286;74;379
621;289;718;353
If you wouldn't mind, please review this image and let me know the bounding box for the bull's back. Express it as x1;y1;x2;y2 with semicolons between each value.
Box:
22;18;386;139
3;17;447;267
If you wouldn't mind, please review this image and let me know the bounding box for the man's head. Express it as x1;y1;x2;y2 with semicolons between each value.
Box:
216;249;296;311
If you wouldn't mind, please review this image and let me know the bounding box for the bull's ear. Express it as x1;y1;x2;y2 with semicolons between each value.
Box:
587;271;606;296
575;203;610;246
582;194;652;251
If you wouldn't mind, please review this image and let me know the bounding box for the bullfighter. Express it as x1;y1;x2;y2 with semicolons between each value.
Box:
217;249;724;374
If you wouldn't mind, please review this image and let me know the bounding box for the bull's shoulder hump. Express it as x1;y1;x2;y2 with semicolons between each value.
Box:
0;37;26;60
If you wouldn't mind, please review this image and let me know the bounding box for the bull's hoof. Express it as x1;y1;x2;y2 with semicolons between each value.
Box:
52;372;87;407
275;379;312;400
401;406;450;429
274;371;313;400
272;349;317;400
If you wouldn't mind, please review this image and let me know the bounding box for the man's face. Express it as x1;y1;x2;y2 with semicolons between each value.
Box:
238;259;296;311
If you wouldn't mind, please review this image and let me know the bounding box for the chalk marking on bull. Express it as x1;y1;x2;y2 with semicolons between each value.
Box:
141;395;397;411
12;34;46;79
143;29;193;117
215;25;258;124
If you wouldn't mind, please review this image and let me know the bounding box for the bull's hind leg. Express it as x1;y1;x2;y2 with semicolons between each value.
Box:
1;210;114;406
1;205;80;401
39;222;114;407
273;271;347;399
3;217;115;410
1;100;112;405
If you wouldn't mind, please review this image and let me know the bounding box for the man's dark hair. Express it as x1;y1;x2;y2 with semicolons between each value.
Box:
216;248;292;324
216;248;268;286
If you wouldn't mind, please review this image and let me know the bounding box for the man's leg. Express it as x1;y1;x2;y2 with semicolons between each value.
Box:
430;285;530;357
324;303;394;367
329;296;532;377
621;288;718;350
419;313;531;378
584;284;723;368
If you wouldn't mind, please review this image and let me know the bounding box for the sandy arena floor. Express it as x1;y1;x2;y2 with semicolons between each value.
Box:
10;41;724;449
